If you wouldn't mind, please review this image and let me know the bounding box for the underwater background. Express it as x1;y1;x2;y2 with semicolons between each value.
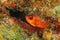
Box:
0;0;60;40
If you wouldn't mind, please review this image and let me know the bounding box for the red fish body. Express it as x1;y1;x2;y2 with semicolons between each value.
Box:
25;15;49;29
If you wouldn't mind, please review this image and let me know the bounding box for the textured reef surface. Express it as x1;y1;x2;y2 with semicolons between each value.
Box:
0;0;60;40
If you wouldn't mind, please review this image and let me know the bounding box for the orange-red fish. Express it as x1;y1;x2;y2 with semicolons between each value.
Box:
25;15;49;29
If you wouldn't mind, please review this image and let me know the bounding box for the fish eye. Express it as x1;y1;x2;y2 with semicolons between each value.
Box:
29;16;33;20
